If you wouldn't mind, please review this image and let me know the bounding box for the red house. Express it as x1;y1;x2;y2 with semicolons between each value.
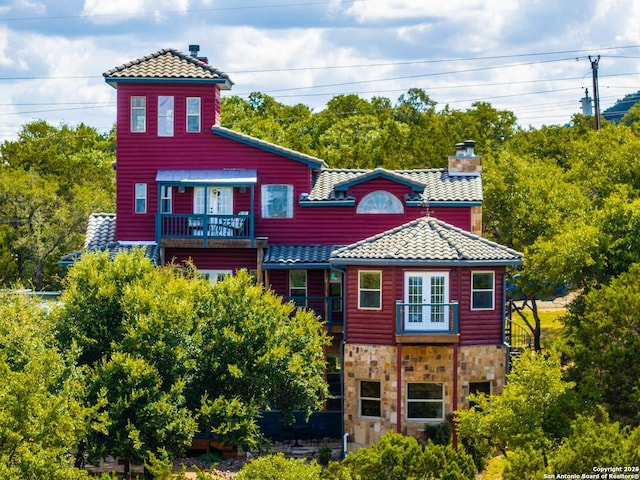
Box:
88;46;522;450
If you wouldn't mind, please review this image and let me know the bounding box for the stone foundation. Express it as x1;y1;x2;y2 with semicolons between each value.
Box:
343;342;506;450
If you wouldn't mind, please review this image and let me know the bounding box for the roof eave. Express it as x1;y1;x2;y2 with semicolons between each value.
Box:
104;77;233;89
329;258;523;268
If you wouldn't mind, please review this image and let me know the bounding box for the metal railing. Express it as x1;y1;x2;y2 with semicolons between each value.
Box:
395;301;459;335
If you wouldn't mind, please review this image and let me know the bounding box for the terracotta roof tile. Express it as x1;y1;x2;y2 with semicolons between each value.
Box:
103;48;233;88
330;217;522;266
307;169;482;204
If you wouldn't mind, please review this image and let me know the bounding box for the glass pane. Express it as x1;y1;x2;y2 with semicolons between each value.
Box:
360;291;380;309
360;381;380;398
408;383;443;400
407;401;442;419
473;272;493;289
187;97;200;114
361;399;381;417
473;291;493;309
360;272;380;290
290;270;306;288
357;190;404;214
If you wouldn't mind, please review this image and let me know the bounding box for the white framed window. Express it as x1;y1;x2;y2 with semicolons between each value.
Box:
357;190;404;214
199;269;232;285
158;95;174;136
359;380;381;418
404;272;449;331
289;270;307;307
261;184;293;218
160;185;172;214
131;96;146;132
359;271;381;310
471;271;495;310
135;183;147;214
407;383;444;421
186;97;201;132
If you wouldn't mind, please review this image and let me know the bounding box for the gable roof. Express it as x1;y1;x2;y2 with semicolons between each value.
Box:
103;48;233;89
330;217;522;267
305;168;482;205
211;126;327;168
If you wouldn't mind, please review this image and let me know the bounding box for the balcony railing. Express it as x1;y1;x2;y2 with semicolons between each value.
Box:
395;301;459;335
157;213;253;242
283;296;344;328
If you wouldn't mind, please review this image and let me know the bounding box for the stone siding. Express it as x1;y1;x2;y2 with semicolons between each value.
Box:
343;342;506;450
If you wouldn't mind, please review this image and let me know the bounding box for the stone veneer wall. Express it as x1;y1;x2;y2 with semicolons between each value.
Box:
343;342;506;450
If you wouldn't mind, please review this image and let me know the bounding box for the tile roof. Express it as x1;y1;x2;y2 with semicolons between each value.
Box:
103;48;233;88
330;217;522;266
62;214;159;266
264;245;342;268
306;168;482;204
84;213;116;250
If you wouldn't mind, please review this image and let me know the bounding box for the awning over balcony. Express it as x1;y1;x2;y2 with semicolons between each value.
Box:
155;169;257;186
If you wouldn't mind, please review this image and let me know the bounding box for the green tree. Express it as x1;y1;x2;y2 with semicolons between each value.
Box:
0;293;93;479
549;410;640;474
456;351;578;467
563;263;640;422
0;121;114;289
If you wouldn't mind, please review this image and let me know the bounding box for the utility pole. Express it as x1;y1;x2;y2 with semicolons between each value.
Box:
589;55;601;130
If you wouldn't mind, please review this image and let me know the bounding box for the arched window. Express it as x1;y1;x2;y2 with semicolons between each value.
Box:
357;190;404;214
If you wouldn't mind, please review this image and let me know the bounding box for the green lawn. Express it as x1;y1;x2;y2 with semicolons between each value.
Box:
512;307;566;350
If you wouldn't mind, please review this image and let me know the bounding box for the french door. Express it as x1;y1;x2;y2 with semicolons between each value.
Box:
193;187;233;215
404;272;449;331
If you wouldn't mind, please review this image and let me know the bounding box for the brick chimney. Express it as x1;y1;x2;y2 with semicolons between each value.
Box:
448;140;481;176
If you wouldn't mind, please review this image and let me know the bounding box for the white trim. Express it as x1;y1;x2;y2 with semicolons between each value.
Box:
471;271;495;310
186;97;201;133
403;271;449;331
358;270;382;310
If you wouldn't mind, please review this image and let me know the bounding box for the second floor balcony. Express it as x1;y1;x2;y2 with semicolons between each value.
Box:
395;301;459;344
284;295;344;332
157;212;264;248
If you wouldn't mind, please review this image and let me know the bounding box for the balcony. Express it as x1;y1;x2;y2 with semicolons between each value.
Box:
157;213;264;248
283;296;344;330
395;301;459;344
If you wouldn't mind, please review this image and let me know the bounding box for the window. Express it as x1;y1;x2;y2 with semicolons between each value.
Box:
158;95;174;136
326;355;341;411
468;381;491;409
131;96;146;132
261;184;293;218
357;191;404;214
329;270;342;312
186;97;201;132
135;183;147;213
160;185;172;214
404;272;449;330
407;383;444;421
199;269;232;285
359;271;381;310
472;272;494;310
289;270;307;307
359;380;381;418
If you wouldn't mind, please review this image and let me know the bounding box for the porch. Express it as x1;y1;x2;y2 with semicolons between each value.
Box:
395;301;459;344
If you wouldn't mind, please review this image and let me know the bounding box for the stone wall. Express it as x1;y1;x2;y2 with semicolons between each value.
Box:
343;342;507;450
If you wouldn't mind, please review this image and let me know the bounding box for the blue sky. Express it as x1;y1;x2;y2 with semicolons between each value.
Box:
0;0;639;141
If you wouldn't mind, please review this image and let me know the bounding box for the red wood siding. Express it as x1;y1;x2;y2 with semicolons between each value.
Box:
344;267;396;345
344;265;505;346
164;248;258;272
428;206;472;231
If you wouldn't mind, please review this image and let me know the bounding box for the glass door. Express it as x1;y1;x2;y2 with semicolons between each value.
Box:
404;272;449;331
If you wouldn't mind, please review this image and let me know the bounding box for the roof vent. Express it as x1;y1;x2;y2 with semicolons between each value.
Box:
188;44;200;57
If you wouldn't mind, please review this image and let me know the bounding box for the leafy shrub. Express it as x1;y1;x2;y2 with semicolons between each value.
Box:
318;445;333;465
423;414;453;445
236;452;321;480
502;448;545;480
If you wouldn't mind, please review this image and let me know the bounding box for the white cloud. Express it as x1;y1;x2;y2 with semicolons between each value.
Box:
81;0;190;23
